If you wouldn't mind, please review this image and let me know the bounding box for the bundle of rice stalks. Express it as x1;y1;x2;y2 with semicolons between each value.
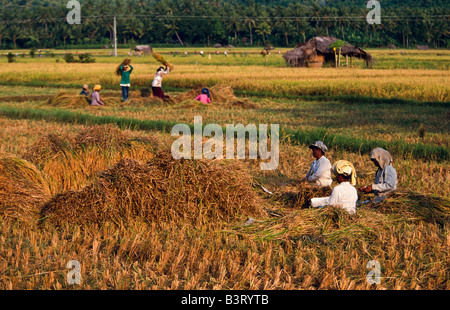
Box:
209;84;236;103
226;98;258;109
40;150;267;227
172;86;203;103
368;190;450;226
0;156;51;222
115;58;132;76
236;201;388;247
73;124;130;150
45;91;91;107
152;52;174;71
45;91;132;108
139;88;151;98
21;125;160;192
72;124;160;156
171;99;215;110
171;84;257;109
22;132;74;167
210;85;257;108
272;182;332;208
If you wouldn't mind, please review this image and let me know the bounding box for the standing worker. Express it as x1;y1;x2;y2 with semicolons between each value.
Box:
116;59;134;102
152;66;170;100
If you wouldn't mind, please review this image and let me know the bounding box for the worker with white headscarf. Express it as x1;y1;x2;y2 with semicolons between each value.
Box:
302;141;332;187
359;147;397;198
311;160;359;215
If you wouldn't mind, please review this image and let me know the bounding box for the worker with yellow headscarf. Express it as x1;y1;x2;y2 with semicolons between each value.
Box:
91;85;105;106
311;160;359;215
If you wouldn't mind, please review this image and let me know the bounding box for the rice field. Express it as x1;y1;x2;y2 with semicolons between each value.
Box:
0;48;449;293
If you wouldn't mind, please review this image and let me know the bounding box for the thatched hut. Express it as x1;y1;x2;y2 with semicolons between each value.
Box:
387;44;397;50
134;45;153;55
283;36;374;68
416;45;429;50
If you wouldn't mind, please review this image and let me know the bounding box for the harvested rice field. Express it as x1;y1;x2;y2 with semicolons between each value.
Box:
0;48;449;296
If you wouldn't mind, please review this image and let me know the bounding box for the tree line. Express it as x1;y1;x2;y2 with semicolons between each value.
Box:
0;0;449;49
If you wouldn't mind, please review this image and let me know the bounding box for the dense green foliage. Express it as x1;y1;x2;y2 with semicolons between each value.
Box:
0;0;449;48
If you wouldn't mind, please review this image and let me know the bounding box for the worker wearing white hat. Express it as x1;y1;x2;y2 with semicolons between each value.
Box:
302;141;332;187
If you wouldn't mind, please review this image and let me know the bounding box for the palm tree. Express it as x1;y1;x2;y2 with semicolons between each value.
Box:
244;17;256;45
275;16;295;46
337;5;350;40
244;2;257;45
165;21;184;45
226;14;242;45
255;21;271;45
0;24;5;47
122;17;145;44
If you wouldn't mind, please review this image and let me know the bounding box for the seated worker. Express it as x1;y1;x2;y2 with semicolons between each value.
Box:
302;141;332;187
80;84;89;96
359;147;397;203
195;88;211;104
90;85;105;106
311;160;358;215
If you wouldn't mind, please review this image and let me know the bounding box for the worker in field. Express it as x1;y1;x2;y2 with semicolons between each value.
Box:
116;58;134;102
195;88;211;104
358;147;397;203
90;85;105;106
302;141;332;187
311;160;358;214
152;66;170;100
80;84;90;96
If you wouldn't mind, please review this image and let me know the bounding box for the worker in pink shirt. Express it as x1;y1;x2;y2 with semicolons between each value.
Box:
195;88;211;104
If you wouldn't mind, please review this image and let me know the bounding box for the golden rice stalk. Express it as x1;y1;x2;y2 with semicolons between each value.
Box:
40;150;267;227
272;182;332;208
171;84;257;109
21;125;160;193
45;91;91;107
0;156;52;222
152;52;174;71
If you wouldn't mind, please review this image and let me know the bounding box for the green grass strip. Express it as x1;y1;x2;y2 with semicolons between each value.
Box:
234;89;450;107
284;127;449;162
0;106;447;162
0;106;182;133
1;81;448;106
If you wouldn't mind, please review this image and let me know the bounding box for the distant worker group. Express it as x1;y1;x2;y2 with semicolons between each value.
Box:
80;57;212;106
